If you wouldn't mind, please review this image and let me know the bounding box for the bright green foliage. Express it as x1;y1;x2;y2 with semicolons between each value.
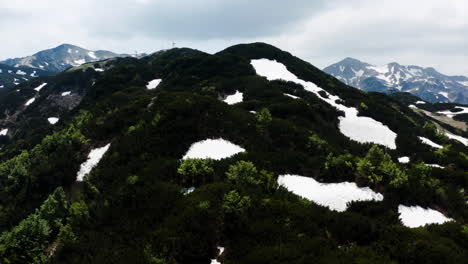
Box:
307;133;328;152
256;107;272;132
409;162;441;190
37;188;68;232
127;175;139;185
325;153;356;181
0;214;50;264
0;187;69;264
422;122;437;136
177;159;214;185
128;120;145;134
356;145;407;187
151;113;162;127
226;161;259;185
360;102;369;110
222;190;251;215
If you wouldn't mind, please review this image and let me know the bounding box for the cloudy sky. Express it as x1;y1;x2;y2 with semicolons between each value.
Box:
1;0;467;75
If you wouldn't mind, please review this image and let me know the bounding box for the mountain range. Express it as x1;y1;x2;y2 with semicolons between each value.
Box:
0;43;465;263
0;44;125;89
324;58;468;104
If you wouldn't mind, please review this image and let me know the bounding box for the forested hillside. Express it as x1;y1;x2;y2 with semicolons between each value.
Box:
0;43;466;264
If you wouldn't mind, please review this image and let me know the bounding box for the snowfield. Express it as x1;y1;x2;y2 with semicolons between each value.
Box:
47;117;59;125
224;91;243;105
444;131;468;146
146;79;162;90
437;106;468;118
251;59;397;149
418;136;443;149
398;205;452;228
34;83;47;92
77;144;111;181
182;139;245;160
277;174;384;212
398;157;410;163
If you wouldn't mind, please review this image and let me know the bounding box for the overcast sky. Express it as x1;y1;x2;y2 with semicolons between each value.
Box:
1;0;467;75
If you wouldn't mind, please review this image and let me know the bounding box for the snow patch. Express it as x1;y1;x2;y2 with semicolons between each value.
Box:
48;117;59;125
62;91;71;96
76;144;111;181
210;246;225;264
224;91;243;105
437;107;468;117
418;136;443;149
444;131;468;146
25;98;36;106
278;174;384;212
251;59;397;149
146;79;162;90
398;157;410;163
438;91;449;98
0;129;8;136
426;164;444;168
415;101;426;104
88;51;97;59
284;93;300;99
182;139;245;160
34;83;47;92
73;59;86;65
398;205;452;228
94;68;105;72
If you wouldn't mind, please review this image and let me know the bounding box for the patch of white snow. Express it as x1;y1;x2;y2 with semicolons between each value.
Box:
444;132;468;146
76;144;111;181
277;174;384;212
146;79;162;90
48;117;59;125
25;98;36;106
223;91;243;105
398;205;452;228
34;83;47;92
398;157;410;163
251;59;397;149
182;139;245;160
418;136;443;149
284;93;300;99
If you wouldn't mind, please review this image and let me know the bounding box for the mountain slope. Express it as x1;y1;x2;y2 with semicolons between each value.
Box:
324;58;468;104
0;63;53;89
0;43;465;264
1;44;125;73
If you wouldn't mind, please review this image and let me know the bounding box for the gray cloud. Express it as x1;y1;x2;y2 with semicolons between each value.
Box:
1;0;467;76
85;0;326;39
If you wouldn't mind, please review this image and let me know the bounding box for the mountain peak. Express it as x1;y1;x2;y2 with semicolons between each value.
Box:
324;58;468;104
339;57;366;65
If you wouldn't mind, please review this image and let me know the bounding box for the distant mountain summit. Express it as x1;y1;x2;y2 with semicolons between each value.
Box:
324;58;468;104
1;44;125;73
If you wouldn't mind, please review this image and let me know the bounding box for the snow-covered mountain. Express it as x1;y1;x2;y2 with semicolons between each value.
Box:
324;58;468;104
1;44;125;73
0;63;52;89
